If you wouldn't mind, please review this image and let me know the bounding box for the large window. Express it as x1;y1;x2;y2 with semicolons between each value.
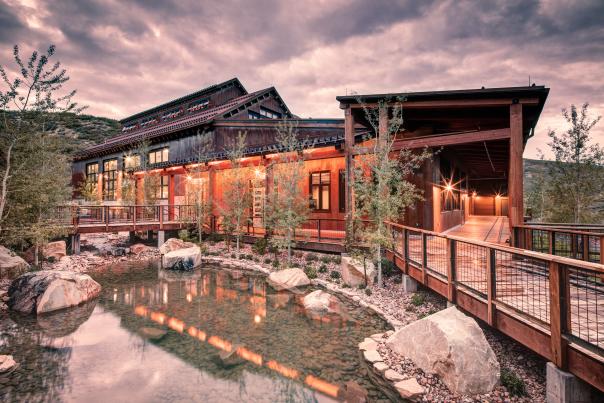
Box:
156;175;169;199
103;159;117;201
310;171;330;211
259;107;281;119
149;147;169;164
338;169;346;213
86;162;99;184
123;154;141;170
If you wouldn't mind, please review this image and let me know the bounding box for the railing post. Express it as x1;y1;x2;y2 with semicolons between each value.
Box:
549;261;568;370
317;220;321;242
105;206;109;232
582;235;589;262
486;247;496;326
549;230;556;255
446;238;456;304
600;235;604;266
159;205;164;230
421;232;427;285
403;229;409;274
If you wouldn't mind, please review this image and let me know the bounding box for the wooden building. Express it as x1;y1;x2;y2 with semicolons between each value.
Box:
72;78;549;236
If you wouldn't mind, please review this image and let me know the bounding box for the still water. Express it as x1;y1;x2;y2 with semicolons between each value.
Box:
0;262;389;402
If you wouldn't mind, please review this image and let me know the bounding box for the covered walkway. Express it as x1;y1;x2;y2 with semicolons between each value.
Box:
445;216;510;245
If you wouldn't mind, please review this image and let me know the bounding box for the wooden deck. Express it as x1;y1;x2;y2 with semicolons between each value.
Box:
445;216;511;244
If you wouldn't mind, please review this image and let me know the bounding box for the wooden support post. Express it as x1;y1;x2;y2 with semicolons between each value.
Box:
508;103;524;229
208;166;215;233
549;261;568;369
317;220;321;242
344;107;355;248
446;238;456;303
159;205;164;230
549;231;556;255
403;229;409;274
486;248;496;326
582;235;589;261
600;235;604;265
421;232;428;285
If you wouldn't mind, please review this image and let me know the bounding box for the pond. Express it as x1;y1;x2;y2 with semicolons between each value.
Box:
0;261;390;402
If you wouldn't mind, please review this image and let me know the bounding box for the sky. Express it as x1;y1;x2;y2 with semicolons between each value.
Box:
1;0;603;159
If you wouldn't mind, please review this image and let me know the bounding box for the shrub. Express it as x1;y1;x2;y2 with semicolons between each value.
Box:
357;284;367;290
245;254;253;260
178;229;191;241
268;245;278;255
272;260;280;268
305;267;317;279
230;253;236;259
207;233;222;243
252;238;268;255
291;262;300;268
320;255;332;264
501;368;527;397
411;293;425;306
318;264;328;273
379;258;396;277
365;288;372;296
329;270;341;279
305;253;318;262
332;255;342;264
342;283;350;288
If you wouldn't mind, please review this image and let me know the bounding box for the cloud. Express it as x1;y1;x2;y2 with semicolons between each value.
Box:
0;0;602;158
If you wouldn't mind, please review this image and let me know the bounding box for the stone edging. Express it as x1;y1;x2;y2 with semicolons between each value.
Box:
359;333;426;402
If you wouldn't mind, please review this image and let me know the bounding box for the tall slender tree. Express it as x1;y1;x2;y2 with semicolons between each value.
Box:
184;131;214;242
352;98;431;287
265;120;309;267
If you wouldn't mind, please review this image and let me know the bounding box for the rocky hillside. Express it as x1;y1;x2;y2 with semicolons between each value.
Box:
48;112;120;154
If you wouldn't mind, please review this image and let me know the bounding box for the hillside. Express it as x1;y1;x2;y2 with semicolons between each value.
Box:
48;112;121;154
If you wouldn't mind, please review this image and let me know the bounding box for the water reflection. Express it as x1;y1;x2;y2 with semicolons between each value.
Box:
0;263;389;402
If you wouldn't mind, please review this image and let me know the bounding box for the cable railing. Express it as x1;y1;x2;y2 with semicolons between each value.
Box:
385;221;604;390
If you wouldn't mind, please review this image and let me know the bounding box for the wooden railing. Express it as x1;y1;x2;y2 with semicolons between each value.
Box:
513;225;604;265
385;221;604;391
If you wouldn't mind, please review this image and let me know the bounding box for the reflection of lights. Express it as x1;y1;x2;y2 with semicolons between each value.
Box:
236;347;263;366
162;283;168;304
208;336;232;352
305;375;340;398
187;326;198;337
186;293;192;303
168;317;184;333
150;312;167;325
113;292;117;302
254;314;262;324
134;306;148;317
267;360;299;379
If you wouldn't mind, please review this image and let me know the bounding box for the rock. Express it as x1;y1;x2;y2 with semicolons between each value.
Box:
337;380;368;403
129;243;149;254
267;268;310;290
370;333;384;341
159;238;195;254
43;241;66;261
358;338;378;351
138;327;167;340
373;362;389;372
0;355;17;374
394;378;425;401
303;290;342;313
162;247;202;271
0;246;30;278
384;369;406;382
341;256;376;287
8;270;102;314
363;349;382;363
386;306;500;395
111;247;127;256
218;347;245;368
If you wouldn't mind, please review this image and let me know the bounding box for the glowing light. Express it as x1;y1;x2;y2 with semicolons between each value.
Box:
495;194;501;199
236;347;263;366
168;317;185;333
187;326;198;337
186;293;192;303
208;336;232;352
472;191;477;197
254;314;262;324
305;375;340;398
134;306;148;317
186;175;192;181
150;312;167;325
267;360;299;379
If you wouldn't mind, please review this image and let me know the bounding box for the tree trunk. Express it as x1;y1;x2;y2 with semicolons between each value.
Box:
377;245;383;287
0;141;14;234
287;228;292;267
34;244;39;267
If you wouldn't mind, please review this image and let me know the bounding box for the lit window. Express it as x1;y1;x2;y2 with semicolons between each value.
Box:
310;171;330;211
156;176;169;199
103;159;118;201
86;163;99;184
248;111;261;119
124;154;141;169
259;107;281;119
149;148;169;164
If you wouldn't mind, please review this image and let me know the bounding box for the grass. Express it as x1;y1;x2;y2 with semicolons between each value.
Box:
500;368;527;397
329;270;341;279
318;264;328;273
305;267;317;279
411;293;425;306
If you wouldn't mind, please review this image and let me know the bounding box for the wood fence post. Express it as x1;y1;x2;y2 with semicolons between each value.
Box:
549;261;568;370
486;247;496;326
549;231;555;255
446;238;456;304
403;229;409;274
421;233;428;285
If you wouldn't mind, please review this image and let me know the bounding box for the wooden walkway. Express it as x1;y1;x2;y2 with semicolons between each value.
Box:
445;216;510;244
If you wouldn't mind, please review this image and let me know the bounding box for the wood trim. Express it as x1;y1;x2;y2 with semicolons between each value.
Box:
347;97;540;109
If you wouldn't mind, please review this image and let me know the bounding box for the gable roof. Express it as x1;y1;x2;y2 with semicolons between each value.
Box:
75;87;292;160
120;77;247;124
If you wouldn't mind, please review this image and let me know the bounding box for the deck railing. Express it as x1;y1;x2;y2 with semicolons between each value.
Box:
513;225;604;265
385;221;604;389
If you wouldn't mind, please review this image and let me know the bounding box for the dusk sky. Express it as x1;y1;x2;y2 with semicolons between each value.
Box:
1;0;603;159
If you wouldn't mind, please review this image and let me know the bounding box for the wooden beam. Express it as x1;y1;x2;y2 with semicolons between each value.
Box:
549;261;568;370
344;107;355;246
509;103;524;228
346;97;540;110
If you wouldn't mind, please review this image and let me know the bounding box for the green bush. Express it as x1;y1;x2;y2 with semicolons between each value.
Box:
357;284;367;290
500;368;527;397
264;258;272;265
207;233;222;243
305;253;318;262
365;288;372;296
320;255;332;264
411;293;425;306
305;267;317;279
329;270;341;279
318;264;328;273
291;262;300;268
252;238;268;255
332;255;342;264
272;260;280;268
178;229;191;241
379;258;396;277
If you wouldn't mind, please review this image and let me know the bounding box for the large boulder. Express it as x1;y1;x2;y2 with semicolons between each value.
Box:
267;268;310;290
130;243;150;255
0;246;30;278
43;241;66;261
162;247;202;270
159;238;195;255
386;306;500;395
303;290;341;313
341;256;375;287
8;270;101;315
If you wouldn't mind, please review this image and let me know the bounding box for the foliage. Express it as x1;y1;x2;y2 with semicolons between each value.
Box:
379;258;396;277
304;266;317;279
411;293;425;306
0;44;84;263
271;259;280;268
305;253;318;262
136;140;161;207
264;119;310;267
351;97;431;286
220;131;252;258
329;270;341;279
252;238;268;255
318;264;328;273
527;104;603;223
500;368;527;397
364;288;372;296
319;255;332;264
184;131;214;242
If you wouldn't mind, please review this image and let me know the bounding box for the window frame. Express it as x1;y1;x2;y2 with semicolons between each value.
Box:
338;169;346;213
102;159;118;201
156;175;169;200
309;170;331;212
148;147;169;165
85;162;99;185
